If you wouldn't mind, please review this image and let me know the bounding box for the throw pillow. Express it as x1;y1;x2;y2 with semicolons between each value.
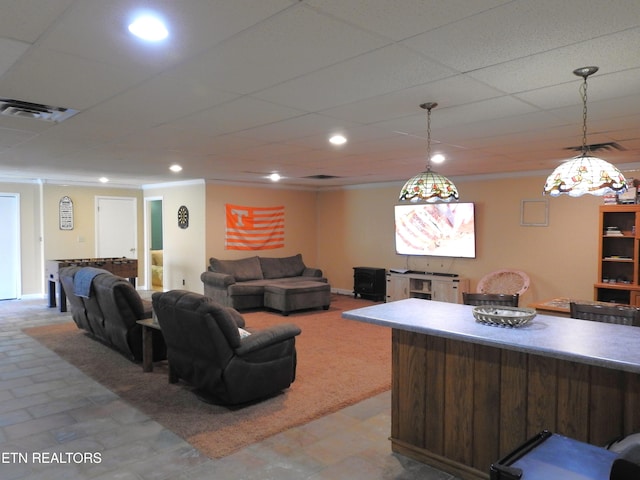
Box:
259;254;306;279
209;256;263;281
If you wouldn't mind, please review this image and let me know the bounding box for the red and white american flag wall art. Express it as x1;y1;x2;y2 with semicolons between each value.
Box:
225;204;285;250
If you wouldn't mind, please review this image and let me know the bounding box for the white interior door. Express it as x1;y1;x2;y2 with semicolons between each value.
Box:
96;196;137;259
0;194;20;300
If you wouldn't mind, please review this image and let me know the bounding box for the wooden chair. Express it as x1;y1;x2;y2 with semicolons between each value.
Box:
477;269;530;296
569;302;640;326
463;292;519;307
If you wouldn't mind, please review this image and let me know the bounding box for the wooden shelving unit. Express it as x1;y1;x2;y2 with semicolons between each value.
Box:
595;204;640;305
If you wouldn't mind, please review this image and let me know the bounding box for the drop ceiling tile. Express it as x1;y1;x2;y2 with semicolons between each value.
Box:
0;48;149;110
38;0;298;74
372;96;539;138
307;0;511;41
175;4;390;95
237;143;311;160
254;45;456;112
404;0;640;72
89;73;240;129
0;38;31;78
319;74;504;124
232;113;360;144
168;96;307;137
468;29;640;94
285;125;408;150
0;127;38;149
515;68;640;112
0;0;75;43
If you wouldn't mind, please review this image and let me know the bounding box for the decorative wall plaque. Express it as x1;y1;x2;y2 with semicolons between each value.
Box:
178;205;189;229
59;196;74;230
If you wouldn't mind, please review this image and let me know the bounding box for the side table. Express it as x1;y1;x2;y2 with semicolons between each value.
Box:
136;317;161;372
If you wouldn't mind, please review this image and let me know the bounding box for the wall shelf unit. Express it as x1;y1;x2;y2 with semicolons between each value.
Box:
595;205;640;305
386;271;468;304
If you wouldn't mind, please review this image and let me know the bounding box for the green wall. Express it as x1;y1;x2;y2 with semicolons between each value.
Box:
151;200;163;250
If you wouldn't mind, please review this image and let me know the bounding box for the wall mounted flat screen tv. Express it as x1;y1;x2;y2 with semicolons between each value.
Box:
394;203;476;258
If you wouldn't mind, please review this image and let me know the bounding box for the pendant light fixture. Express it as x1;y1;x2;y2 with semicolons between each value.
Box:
399;102;459;202
543;66;627;197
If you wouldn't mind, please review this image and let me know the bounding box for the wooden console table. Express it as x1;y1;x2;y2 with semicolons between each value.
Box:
46;258;138;312
343;298;640;480
529;297;623;317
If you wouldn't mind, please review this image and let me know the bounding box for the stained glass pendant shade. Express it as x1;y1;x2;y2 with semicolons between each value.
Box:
399;168;460;202
543;66;627;197
399;102;459;202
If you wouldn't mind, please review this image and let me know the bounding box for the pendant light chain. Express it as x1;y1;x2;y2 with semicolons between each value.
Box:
580;75;589;156
426;106;432;170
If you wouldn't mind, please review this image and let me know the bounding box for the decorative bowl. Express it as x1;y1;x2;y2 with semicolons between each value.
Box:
472;305;536;328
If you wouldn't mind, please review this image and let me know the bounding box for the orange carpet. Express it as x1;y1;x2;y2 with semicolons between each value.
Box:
24;295;390;458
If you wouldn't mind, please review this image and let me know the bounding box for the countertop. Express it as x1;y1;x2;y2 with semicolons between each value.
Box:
342;298;640;374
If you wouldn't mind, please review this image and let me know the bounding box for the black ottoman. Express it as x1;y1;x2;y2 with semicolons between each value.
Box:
264;281;331;316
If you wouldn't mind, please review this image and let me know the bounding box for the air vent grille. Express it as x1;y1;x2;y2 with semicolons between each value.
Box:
0;98;78;123
304;174;341;180
564;142;626;152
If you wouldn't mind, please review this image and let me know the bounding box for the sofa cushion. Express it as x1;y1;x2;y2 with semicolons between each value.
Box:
210;256;263;282
259;254;305;279
228;282;269;296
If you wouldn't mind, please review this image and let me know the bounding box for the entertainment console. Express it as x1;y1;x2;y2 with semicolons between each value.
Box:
386;271;469;304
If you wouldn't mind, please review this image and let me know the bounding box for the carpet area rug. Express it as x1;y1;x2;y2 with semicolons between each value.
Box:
23;294;390;458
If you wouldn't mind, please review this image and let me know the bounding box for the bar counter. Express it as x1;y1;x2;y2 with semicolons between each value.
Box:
343;298;640;480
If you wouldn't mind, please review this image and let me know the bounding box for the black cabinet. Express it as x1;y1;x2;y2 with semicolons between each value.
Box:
353;267;386;301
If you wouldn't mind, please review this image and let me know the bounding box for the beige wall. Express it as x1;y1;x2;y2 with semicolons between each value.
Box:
43;184;144;260
317;172;624;306
143;180;206;293
9;168;640;306
204;182;319;265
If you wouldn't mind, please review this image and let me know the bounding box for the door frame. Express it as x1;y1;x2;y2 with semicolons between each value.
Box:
0;193;21;300
144;196;163;290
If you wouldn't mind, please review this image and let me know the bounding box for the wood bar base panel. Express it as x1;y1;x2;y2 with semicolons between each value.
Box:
391;328;640;480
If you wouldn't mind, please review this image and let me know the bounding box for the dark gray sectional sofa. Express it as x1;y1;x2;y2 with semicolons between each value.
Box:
200;254;328;310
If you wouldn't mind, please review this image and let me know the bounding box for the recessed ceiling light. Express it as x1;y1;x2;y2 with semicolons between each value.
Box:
128;15;169;41
99;177;109;183
169;164;182;173
431;154;445;164
329;134;347;146
269;173;281;182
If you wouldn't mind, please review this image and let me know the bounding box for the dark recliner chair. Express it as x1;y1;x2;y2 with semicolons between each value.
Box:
152;290;301;405
59;266;166;362
463;292;519;307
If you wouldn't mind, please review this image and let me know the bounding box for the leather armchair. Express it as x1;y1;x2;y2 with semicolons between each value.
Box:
151;290;301;405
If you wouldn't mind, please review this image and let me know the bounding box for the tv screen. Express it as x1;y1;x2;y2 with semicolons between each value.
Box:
394;203;476;258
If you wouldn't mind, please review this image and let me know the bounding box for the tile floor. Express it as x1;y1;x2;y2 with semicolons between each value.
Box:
0;295;460;480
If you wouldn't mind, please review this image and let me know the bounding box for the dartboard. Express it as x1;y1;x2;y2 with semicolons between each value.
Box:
177;205;189;229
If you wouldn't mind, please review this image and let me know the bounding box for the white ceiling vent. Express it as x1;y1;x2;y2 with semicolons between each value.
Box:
0;98;78;123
